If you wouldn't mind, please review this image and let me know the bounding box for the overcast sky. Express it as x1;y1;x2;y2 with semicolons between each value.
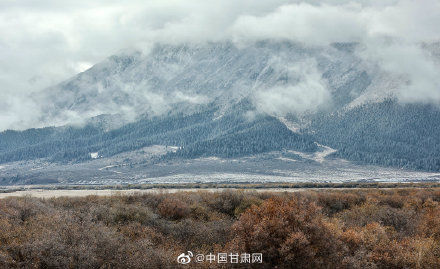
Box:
0;0;439;130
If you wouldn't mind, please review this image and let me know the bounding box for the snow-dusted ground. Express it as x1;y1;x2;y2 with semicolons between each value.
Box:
0;187;334;199
289;143;337;164
136;166;440;184
278;116;301;133
1;146;440;186
277;116;338;164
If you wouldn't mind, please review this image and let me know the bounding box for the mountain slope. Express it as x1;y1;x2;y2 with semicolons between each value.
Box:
32;41;378;125
1;40;440;177
309;100;440;171
0;99;317;164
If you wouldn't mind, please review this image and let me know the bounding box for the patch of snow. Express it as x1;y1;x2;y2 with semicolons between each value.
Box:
277;157;297;163
90;152;99;159
99;165;117;171
196;157;221;161
30;167;45;171
136;169;440;184
346;72;401;110
213;110;226;121
289;143;337;163
167;146;179;152
278;116;301;133
314;143;338;163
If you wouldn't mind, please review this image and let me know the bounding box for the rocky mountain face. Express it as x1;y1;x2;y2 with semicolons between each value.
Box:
33;41;381;123
1;40;440;176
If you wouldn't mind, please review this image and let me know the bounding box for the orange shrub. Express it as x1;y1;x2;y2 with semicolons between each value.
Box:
1;188;440;268
157;197;190;220
227;196;346;268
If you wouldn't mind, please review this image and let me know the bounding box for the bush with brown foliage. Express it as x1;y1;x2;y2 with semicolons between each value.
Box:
157;197;190;220
1;188;440;268
227;196;346;268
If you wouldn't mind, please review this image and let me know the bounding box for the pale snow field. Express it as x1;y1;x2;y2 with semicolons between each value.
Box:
0;188;313;199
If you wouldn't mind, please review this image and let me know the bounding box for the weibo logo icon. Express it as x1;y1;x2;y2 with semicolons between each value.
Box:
177;251;193;264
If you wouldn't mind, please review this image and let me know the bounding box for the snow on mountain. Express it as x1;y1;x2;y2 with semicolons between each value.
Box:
2;40;440;184
32;41;397;127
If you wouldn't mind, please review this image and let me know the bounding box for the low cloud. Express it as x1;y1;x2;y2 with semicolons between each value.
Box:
360;41;440;104
254;59;331;115
230;3;365;46
0;0;439;130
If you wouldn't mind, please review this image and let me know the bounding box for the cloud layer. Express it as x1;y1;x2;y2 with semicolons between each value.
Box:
0;0;439;130
254;59;331;115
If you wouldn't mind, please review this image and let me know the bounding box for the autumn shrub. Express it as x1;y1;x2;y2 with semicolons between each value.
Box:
189;204;211;221
203;190;244;216
418;198;440;240
157;197;190;220
377;193;405;209
1;188;440;268
338;202;418;235
228;196;346;268
109;204;157;224
233;195;262;217
316;191;366;216
170;218;232;250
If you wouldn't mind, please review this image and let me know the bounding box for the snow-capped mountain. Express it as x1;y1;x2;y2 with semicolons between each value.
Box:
1;40;440;184
32;41;391;126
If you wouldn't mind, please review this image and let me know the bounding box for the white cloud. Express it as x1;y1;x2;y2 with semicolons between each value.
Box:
360;40;440;104
254;59;331;115
0;0;439;130
230;3;366;46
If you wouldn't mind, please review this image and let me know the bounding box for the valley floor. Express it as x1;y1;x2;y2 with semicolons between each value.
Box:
2;182;440;199
2;147;440;185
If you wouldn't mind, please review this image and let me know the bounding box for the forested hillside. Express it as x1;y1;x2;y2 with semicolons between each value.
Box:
310;100;440;171
1;41;440;173
0;101;317;164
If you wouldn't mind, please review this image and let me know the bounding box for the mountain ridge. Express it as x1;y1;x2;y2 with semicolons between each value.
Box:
1;40;440;185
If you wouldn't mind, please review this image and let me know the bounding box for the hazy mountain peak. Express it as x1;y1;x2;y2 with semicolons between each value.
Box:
29;41;387;128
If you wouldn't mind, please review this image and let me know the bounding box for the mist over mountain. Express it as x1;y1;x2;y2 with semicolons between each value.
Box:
32;41;374;126
4;4;440;269
1;0;440;184
0;39;440;186
2;0;440;130
30;39;440;127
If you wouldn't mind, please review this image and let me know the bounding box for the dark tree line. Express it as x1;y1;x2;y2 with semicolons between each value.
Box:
0;103;317;163
310;99;440;171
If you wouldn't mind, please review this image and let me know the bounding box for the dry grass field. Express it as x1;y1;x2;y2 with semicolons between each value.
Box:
1;187;440;268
